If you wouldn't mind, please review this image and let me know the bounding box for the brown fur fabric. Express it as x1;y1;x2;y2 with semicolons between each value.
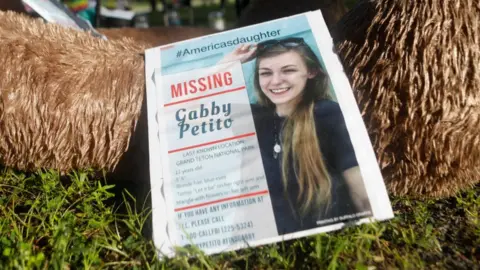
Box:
333;0;480;197
236;0;347;30
98;26;217;48
0;11;145;172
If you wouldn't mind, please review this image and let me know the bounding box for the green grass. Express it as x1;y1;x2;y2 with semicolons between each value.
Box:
1;167;479;269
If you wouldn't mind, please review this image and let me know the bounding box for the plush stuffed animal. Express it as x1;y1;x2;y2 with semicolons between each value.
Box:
332;0;480;197
0;11;145;173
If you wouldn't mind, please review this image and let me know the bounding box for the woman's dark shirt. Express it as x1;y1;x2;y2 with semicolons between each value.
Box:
251;99;363;235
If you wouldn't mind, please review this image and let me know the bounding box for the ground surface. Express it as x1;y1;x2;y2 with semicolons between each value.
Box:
1;169;479;269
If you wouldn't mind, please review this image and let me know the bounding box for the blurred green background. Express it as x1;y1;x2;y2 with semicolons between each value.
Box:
101;0;358;29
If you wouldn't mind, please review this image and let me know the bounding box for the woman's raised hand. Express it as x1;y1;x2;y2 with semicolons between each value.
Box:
217;44;257;64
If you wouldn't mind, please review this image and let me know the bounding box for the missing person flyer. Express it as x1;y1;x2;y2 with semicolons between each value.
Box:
145;10;394;257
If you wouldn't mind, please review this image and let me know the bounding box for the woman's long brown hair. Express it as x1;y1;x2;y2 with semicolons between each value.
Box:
253;43;332;217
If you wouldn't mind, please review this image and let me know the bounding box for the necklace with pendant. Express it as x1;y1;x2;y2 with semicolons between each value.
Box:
273;113;282;159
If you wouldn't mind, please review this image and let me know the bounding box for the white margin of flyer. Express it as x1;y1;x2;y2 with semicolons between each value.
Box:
153;66;179;258
144;9;394;257
145;48;175;257
306;11;394;221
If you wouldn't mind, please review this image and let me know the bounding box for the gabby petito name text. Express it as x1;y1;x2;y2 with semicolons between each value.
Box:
175;102;232;139
176;30;281;58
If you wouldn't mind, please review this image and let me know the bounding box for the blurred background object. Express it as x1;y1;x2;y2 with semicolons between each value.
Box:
236;0;347;31
63;0;96;24
3;0;364;32
2;0;261;30
207;10;224;30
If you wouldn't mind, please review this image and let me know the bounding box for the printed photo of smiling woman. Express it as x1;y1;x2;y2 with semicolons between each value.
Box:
217;37;373;235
